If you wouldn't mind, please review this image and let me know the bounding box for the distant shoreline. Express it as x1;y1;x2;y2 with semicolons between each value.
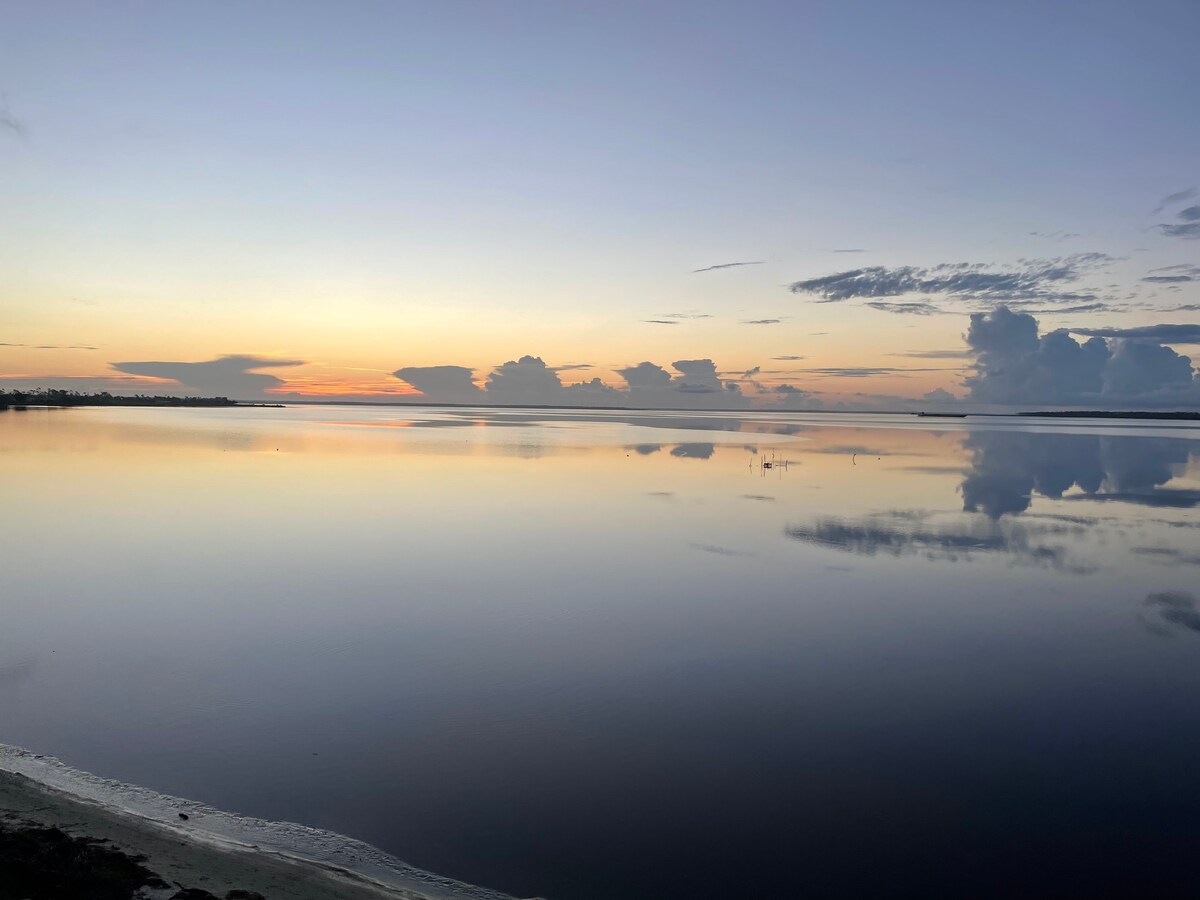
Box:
3;391;1198;421
1017;410;1200;420
0;389;282;409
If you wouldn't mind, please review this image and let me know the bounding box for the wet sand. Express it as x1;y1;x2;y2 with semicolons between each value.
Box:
0;769;521;900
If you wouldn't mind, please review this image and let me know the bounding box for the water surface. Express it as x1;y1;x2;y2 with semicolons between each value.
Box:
3;406;1200;898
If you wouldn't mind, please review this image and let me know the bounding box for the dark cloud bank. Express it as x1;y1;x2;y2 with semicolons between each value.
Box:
112;355;304;398
964;306;1200;407
395;356;764;410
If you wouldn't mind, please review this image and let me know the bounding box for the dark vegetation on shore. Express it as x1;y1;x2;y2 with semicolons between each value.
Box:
1021;410;1200;420
0;389;265;408
0;821;263;900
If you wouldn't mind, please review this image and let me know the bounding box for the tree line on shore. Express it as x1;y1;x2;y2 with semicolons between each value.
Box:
0;389;237;407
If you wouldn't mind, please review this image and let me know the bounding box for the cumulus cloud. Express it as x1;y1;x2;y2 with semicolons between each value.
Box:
394;356;749;409
111;354;304;399
788;254;1112;308
485;355;565;404
673;359;729;394
692;261;764;273
771;384;822;408
621;359;748;408
617;361;673;390
964;307;1200;407
393;365;483;402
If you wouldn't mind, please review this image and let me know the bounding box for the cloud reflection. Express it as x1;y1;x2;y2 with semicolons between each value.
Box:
1144;592;1200;634
961;431;1197;517
784;511;1092;571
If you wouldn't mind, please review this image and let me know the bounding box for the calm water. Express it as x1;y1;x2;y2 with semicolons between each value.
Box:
3;406;1200;899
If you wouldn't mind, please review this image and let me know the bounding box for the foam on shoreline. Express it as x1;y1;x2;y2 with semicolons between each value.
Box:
0;742;518;900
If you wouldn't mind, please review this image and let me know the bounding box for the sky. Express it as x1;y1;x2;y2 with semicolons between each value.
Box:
2;0;1198;409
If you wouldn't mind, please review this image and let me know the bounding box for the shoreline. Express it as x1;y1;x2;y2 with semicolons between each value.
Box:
0;745;520;900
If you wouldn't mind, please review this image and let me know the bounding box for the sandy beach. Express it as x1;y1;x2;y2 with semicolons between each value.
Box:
0;766;520;900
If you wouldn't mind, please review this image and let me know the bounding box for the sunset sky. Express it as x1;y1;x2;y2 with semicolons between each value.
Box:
2;1;1198;408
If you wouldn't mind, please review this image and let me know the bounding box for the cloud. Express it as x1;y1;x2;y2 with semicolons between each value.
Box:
692;261;764;273
485;355;566;404
659;312;713;319
865;301;942;315
394;356;750;409
640;359;748;407
788;254;1112;307
1143;265;1200;284
833;248;865;253
794;366;959;378
1153;187;1197;214
890;349;973;359
393;365;483;402
111;354;304;400
643;319;679;325
923;387;959;402
1;342;97;350
1158;222;1200;239
1017;302;1113;315
1155;193;1200;238
617;361;673;390
741;318;783;325
1071;324;1200;343
771;355;806;361
964;306;1200;407
0;96;25;138
772;384;823;408
672;358;730;394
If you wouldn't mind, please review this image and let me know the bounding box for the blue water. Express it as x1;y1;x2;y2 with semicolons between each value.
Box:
3;406;1200;899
